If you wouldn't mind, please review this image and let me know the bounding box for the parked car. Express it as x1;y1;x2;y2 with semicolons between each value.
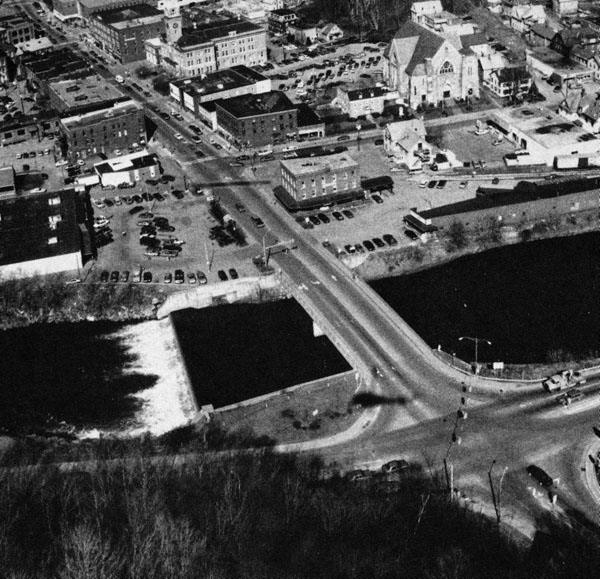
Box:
372;237;385;248
317;212;330;223
187;272;197;284
428;180;437;189
337;135;350;141
197;271;207;285
100;270;109;282
363;240;375;252
382;459;408;474
129;206;143;215
383;234;398;246
372;194;383;204
332;211;344;221
218;269;228;281
164;272;173;284
228;268;239;279
342;209;354;219
142;271;153;283
419;179;428;188
436;180;447;189
174;269;185;284
404;229;419;241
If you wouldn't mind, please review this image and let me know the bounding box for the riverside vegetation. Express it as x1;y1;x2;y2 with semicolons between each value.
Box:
2;437;600;579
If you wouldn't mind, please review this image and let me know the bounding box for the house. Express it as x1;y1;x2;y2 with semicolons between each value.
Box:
485;66;532;98
478;52;509;82
509;4;546;33
570;45;600;79
411;0;443;26
528;24;557;47
550;28;600;56
317;23;343;43
553;0;578;17
383;119;427;167
333;86;387;119
410;0;477;35
384;21;479;110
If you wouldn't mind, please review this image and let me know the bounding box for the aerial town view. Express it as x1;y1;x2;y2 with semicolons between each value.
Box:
3;0;600;575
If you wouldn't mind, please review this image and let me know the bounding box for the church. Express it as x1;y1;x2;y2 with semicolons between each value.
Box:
383;20;480;110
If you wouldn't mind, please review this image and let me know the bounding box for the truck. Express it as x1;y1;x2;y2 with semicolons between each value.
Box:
542;369;581;392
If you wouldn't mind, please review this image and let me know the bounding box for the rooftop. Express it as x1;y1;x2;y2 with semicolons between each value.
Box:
171;65;268;99
49;74;126;111
216;91;295;118
493;106;599;151
296;103;322;127
94;3;162;27
61;99;142;129
21;47;91;81
177;17;263;49
280;152;358;176
345;86;387;101
0;187;84;267
94;151;159;175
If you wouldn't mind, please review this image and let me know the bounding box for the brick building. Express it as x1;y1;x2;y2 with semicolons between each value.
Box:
90;3;164;63
275;152;362;210
20;48;92;93
0;13;35;45
215;91;296;148
268;9;297;34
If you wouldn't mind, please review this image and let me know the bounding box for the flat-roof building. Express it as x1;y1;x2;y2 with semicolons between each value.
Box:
0;186;92;278
215;91;297;148
169;65;271;118
90;3;164;63
152;4;267;77
94;150;160;186
20;48;93;92
0;13;35;45
275;152;363;211
48;74;129;113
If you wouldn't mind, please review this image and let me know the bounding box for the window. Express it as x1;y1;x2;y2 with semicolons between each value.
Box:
440;61;453;74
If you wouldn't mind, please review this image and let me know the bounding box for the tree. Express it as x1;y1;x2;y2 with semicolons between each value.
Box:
134;65;153;79
151;74;170;96
446;220;468;252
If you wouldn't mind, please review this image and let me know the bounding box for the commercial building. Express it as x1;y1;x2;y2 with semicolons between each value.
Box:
77;0;154;21
19;48;92;92
0;12;35;45
0;178;93;278
274;152;362;211
491;105;600;166
90;3;164;63
0;112;60;146
153;2;267;77
215;91;297;148
60;99;146;161
296;103;325;140
268;9;297;35
48;74;129;113
288;22;317;46
94;150;160;187
169;65;271;118
52;0;79;21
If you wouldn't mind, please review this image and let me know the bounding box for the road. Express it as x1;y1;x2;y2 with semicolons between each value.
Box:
16;0;600;540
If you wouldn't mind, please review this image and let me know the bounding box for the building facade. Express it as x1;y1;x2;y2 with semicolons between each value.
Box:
277;153;361;210
52;0;79;20
268;9;297;34
384;21;480;109
215;91;297;148
0;13;35;45
90;3;164;63
383;119;427;166
485;66;532;98
94;151;160;187
333;86;387;118
60;100;146;161
553;0;577;17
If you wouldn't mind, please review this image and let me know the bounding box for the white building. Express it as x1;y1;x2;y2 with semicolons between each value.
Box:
94;151;160;187
383;119;427;167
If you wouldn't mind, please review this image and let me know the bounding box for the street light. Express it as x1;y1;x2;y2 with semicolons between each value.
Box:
356;123;361;151
458;336;492;370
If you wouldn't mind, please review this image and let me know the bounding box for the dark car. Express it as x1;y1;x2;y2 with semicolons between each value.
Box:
171;190;184;200
139;212;154;219
197;271;207;285
129;205;143;215
120;271;130;283
382;459;409;473
317;213;330;224
342;209;354;219
332;211;344;221
190;125;201;133
104;198;114;207
142;271;153;283
153;193;165;202
372;237;385;248
235;203;246;212
374;138;384;145
309;215;320;226
404;229;419;241
141;193;153;202
228;268;239;279
218;269;228;281
492;177;500;184
363;240;375;251
158;225;175;233
252;216;265;228
100;270;109;282
427;180;437;189
372;194;383;204
132;195;143;203
383;234;398;246
337;135;350;141
146;179;158;186
110;270;120;282
174;269;185;284
159;112;170;120
527;465;553;487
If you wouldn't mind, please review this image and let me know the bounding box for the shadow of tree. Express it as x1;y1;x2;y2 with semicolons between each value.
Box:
352;391;408;407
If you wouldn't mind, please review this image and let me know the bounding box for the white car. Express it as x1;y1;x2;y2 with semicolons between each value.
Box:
174;133;184;140
30;187;47;193
192;136;202;144
390;167;404;173
475;128;489;136
419;179;428;188
55;160;68;167
77;159;85;166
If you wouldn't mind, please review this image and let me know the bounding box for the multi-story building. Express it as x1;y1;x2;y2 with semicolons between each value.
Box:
215;91;296;148
48;74;128;112
59;100;146;161
384;20;480;109
90;3;164;63
151;1;267;77
77;0;156;21
288;22;317;45
268;9;297;34
169;65;270;118
553;0;577;17
485;65;533;98
275;153;361;211
0;178;93;278
0;12;35;45
410;0;477;35
20;48;93;93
